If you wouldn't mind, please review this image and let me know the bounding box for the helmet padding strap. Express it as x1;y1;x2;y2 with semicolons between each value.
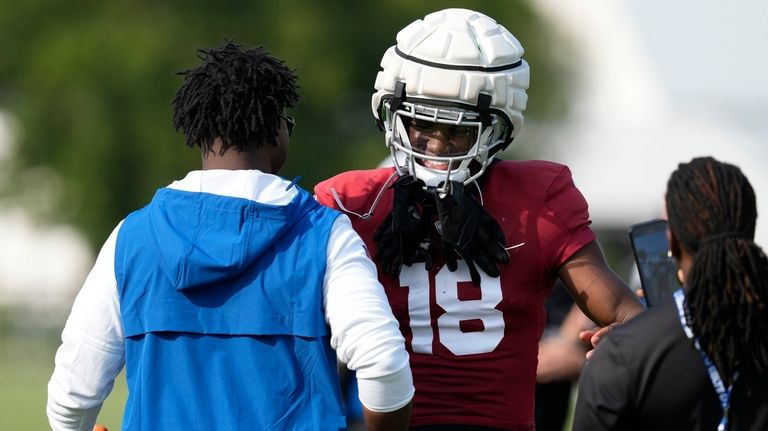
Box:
390;81;407;113
477;93;492;128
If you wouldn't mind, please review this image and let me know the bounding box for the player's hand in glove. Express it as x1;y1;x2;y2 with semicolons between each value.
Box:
374;174;434;278
435;180;509;285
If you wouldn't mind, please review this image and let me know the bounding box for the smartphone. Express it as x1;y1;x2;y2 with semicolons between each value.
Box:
628;219;680;307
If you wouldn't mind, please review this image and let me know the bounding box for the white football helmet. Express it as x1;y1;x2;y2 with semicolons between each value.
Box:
372;8;530;190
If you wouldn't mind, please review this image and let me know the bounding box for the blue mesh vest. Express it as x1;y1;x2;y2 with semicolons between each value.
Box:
114;186;346;430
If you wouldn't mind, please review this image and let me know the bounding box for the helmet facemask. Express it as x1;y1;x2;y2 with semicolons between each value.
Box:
381;97;511;193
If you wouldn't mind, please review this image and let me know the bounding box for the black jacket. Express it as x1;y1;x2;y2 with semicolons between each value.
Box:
573;298;768;431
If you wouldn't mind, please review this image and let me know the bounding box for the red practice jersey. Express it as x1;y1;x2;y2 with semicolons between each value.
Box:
315;160;595;429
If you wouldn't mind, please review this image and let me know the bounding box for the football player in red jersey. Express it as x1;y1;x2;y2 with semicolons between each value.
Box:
315;8;644;430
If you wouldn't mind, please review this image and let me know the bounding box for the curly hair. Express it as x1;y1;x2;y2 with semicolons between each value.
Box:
666;156;768;386
171;41;300;154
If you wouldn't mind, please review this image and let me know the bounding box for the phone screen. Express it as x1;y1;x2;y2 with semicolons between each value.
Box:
628;219;680;307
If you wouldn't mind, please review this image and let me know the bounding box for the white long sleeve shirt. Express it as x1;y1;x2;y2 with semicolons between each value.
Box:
47;170;413;430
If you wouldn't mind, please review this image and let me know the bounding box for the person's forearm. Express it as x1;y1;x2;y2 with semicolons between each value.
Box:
324;216;415;421
616;290;645;323
607;272;645;324
559;241;644;326
47;400;101;431
566;266;643;327
356;366;414;415
363;402;412;431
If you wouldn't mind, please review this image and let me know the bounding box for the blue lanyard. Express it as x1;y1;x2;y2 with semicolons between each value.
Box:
673;289;736;431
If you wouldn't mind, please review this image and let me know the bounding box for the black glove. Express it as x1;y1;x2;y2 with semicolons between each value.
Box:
435;181;509;285
373;175;434;278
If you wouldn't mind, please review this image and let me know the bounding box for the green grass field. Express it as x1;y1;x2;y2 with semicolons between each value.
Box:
0;330;127;429
2;328;575;430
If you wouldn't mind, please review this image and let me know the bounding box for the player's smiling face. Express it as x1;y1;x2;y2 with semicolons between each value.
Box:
406;118;477;170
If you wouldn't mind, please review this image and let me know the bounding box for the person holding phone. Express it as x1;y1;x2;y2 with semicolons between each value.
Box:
573;156;768;430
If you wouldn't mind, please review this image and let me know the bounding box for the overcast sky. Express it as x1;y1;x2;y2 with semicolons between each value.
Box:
629;0;768;111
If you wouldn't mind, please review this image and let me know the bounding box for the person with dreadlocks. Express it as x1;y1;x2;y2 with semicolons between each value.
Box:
47;41;414;430
573;156;768;430
314;9;644;430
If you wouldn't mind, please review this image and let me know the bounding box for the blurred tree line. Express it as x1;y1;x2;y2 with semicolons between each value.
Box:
0;0;567;251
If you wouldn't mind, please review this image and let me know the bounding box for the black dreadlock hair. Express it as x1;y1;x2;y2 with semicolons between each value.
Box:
171;40;300;154
666;156;768;386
